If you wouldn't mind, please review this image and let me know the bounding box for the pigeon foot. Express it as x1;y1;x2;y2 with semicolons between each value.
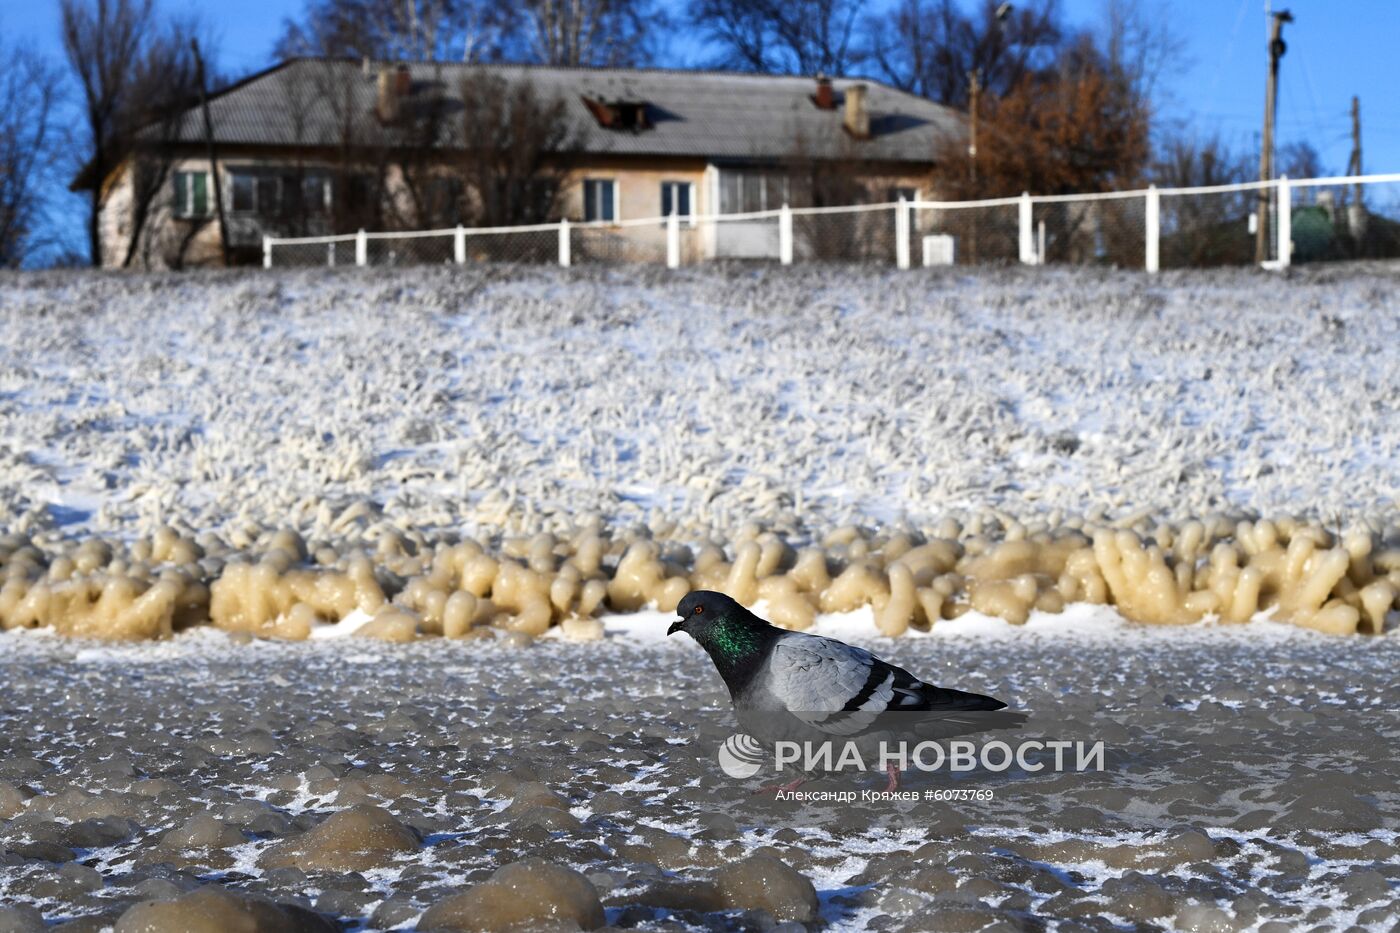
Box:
753;777;807;795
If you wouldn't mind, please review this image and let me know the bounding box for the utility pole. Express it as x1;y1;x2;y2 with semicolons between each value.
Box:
966;68;981;263
1255;8;1292;263
968;2;1012;189
1347;95;1362;204
192;38;230;267
967;69;981;187
1346;94;1367;241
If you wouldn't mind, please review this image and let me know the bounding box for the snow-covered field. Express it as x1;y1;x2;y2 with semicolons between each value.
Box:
1;262;1396;541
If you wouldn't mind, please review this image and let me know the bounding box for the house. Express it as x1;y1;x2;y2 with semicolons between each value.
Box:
72;58;964;268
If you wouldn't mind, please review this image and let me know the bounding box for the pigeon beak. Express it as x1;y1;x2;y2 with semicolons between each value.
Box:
667;618;684;636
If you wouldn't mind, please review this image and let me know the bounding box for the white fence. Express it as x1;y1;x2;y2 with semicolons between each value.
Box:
263;173;1400;273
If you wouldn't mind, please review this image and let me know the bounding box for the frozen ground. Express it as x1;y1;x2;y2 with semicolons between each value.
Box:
1;262;1397;544
1;618;1397;930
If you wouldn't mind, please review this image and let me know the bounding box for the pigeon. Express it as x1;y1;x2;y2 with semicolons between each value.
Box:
668;590;1021;791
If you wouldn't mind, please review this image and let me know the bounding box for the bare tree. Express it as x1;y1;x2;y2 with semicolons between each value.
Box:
690;0;866;75
783;132;891;260
386;68;462;230
276;0;516;62
1098;0;1187;117
0;47;59;268
1151;131;1249;188
867;0;1062;105
1277;140;1324;180
61;0;156;266
269;61;322;241
936;35;1147;199
119;20;206;268
456;73;577;228
312;60;390;236
1150;131;1253;267
509;0;662;67
278;0;662;66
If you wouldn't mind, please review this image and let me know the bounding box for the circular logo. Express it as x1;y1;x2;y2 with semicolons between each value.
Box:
717;733;766;779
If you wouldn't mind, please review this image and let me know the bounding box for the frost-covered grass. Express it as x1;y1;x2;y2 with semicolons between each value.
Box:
1;261;1397;543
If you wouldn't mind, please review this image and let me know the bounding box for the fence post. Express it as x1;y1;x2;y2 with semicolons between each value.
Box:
262;236;271;269
779;203;793;265
1018;192;1034;265
454;225;466;264
666;210;680;269
895;197;910;270
1144;185;1160;273
355;229;367;267
1276;175;1291;268
558;218;571;268
327;243;335;268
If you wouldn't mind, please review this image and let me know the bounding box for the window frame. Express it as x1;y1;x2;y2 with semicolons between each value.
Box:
301;173;332;216
659;180;695;226
172;170;210;219
582;177;619;223
230;173;255;213
718;169;790;214
229;171;282;216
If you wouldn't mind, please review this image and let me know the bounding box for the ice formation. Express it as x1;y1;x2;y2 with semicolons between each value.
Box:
0;514;1394;641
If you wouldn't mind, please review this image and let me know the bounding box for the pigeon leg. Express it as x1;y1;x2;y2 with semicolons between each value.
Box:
753;777;807;795
883;764;900;793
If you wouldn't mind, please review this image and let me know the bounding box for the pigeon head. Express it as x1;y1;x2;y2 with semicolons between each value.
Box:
669;590;784;695
668;590;748;640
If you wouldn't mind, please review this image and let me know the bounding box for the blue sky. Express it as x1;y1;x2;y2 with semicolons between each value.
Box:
7;0;1398;257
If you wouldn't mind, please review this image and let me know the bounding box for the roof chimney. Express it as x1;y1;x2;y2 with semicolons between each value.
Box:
813;74;834;110
394;63;411;97
843;82;870;139
376;65;402;123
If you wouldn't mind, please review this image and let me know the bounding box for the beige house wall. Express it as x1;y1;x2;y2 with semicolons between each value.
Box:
559;159;711;221
97;156;227;270
95;147;939;268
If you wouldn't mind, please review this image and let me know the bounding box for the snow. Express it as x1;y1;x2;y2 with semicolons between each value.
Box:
1;263;1397;546
308;608;375;639
594;601;1356;649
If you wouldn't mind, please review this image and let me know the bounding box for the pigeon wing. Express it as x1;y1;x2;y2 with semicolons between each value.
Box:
762;632;1008;736
761;634;899;735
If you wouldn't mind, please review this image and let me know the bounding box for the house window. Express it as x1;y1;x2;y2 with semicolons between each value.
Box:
280;173;331;217
231;174;253;212
583;178;616;222
660;181;693;224
172;171;209;218
303;175;331;214
230;173;280;215
256;176;279;215
719;171;789;214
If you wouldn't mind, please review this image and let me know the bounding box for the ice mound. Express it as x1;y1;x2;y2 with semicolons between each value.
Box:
0;513;1394;641
418;859;605;931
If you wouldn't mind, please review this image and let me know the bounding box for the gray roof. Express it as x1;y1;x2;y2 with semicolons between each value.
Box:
168;58;963;165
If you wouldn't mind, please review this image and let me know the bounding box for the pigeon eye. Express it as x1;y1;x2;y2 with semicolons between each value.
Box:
693;606;703;615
